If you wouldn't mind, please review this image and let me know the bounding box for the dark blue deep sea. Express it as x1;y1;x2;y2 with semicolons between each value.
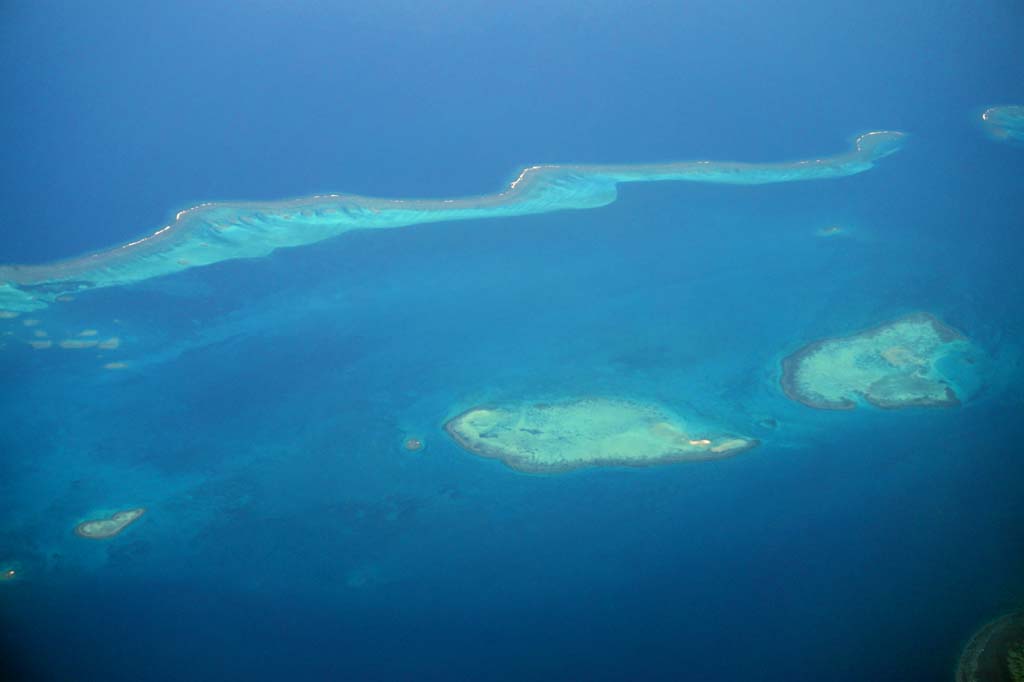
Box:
2;2;1024;680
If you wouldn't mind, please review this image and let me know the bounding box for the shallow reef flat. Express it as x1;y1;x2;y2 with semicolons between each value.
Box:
444;397;757;474
982;105;1024;144
956;611;1024;682
781;312;978;410
0;132;905;313
74;508;146;540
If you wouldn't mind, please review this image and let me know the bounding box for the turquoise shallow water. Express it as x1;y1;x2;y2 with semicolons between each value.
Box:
2;2;1024;680
2;127;1023;680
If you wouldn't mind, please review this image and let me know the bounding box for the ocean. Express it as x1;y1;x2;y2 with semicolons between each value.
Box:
1;2;1023;680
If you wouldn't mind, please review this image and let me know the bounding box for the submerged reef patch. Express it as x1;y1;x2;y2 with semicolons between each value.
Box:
0;132;906;312
0;311;122;354
74;508;146;539
444;397;757;474
402;436;425;452
781;313;978;410
956;611;1024;682
981;106;1024;145
816;225;846;238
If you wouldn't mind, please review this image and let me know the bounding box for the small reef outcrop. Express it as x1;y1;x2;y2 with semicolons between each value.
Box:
982;106;1024;145
74;508;146;539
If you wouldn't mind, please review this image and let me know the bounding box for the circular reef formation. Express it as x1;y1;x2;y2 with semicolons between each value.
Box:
74;508;146;539
444;397;757;474
780;312;978;410
957;611;1024;682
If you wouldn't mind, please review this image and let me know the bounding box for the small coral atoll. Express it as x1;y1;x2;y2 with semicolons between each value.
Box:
781;312;979;410
444;397;757;473
74;508;146;539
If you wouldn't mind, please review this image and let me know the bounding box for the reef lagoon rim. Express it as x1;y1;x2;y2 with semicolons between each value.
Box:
443;398;758;474
982;105;1024;145
74;508;146;540
956;611;1024;682
780;312;978;410
0;131;905;313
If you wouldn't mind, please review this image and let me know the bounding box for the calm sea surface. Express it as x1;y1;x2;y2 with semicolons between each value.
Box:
1;2;1023;680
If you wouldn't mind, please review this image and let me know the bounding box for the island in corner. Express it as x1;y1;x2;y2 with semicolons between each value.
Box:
444;397;757;474
74;508;146;539
781;312;979;410
956;611;1024;682
1;561;21;582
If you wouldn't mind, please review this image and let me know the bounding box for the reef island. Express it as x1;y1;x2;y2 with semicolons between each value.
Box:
74;508;146;539
444;397;757;474
956;611;1024;682
781;313;976;410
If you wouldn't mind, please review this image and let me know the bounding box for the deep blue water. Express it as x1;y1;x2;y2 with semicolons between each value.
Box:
2;2;1024;680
